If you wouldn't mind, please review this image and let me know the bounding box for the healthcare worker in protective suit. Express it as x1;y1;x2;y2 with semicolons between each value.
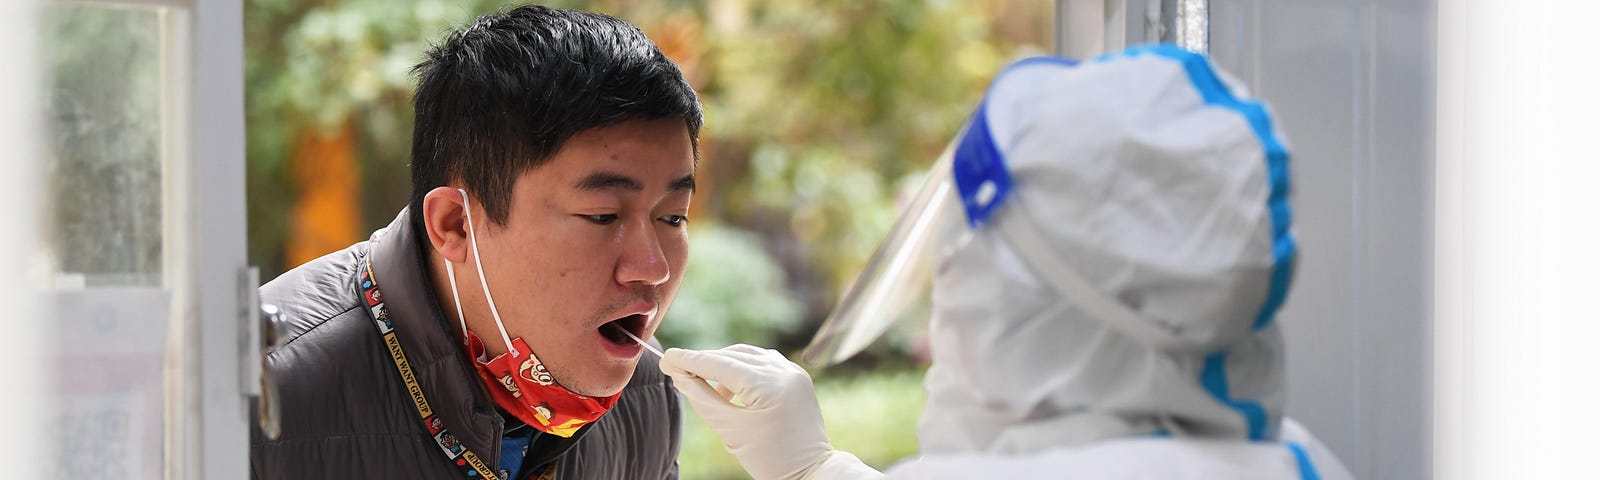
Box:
657;45;1355;479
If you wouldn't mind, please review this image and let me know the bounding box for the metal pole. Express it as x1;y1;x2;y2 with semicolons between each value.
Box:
1174;0;1208;53
1147;0;1208;52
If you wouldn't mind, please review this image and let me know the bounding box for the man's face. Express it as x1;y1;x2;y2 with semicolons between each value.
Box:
465;118;693;397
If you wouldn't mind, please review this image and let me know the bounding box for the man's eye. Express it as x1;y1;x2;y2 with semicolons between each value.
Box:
582;214;618;225
659;215;688;227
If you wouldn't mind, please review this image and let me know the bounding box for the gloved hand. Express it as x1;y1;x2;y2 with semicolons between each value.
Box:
659;344;884;480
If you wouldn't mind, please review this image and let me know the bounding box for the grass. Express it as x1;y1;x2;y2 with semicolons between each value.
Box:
676;368;926;479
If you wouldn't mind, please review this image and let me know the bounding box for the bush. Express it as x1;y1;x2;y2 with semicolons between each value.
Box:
659;225;806;351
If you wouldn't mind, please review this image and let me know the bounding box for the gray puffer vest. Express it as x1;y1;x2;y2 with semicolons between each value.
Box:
250;210;681;479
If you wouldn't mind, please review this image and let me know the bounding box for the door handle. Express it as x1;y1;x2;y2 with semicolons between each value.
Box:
256;302;288;439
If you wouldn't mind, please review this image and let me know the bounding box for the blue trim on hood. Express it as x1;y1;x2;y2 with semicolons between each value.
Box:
1110;44;1292;441
953;101;1014;227
1114;44;1296;332
1287;442;1323;480
952;56;1081;227
1201;351;1269;439
1113;45;1299;334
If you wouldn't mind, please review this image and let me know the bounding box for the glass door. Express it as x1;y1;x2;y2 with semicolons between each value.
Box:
32;0;250;478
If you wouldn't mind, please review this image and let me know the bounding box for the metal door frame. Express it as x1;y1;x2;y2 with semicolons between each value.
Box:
43;0;250;478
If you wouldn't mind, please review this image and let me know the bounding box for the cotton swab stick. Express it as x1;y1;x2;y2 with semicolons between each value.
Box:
612;324;664;357
612;326;741;404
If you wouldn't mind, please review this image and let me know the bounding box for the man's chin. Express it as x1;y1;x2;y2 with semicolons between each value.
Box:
568;367;635;397
572;382;626;398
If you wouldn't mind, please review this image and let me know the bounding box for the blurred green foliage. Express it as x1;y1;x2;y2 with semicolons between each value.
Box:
657;224;805;351
246;0;509;271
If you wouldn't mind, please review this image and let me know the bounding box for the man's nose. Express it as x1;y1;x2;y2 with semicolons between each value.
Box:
615;218;670;286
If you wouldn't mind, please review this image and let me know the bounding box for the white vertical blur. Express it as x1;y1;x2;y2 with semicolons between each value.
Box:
1433;1;1466;478
1176;0;1207;53
1437;1;1600;478
0;0;47;477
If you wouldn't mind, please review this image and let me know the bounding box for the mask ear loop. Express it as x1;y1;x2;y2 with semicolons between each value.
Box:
452;188;518;357
444;250;469;350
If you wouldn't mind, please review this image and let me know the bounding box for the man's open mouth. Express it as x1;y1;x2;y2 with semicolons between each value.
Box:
599;314;648;346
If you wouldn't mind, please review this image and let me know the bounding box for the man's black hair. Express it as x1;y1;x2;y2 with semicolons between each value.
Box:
408;4;702;232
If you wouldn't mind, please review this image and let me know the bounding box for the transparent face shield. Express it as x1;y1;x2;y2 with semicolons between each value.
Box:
802;122;991;366
804;57;1072;367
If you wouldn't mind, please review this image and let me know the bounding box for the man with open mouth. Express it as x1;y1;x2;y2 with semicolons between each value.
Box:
251;5;699;479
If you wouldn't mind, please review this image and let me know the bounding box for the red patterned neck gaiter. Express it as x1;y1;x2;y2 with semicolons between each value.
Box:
463;331;618;438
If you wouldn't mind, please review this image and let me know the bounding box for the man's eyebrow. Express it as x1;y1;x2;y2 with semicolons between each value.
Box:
573;172;644;192
669;174;696;193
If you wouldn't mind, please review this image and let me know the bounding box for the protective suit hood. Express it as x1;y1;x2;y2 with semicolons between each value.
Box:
916;46;1296;455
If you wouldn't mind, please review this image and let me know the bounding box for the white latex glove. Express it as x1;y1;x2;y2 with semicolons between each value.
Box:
659;344;884;480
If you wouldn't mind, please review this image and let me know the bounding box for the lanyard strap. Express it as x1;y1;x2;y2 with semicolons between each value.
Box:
361;254;503;480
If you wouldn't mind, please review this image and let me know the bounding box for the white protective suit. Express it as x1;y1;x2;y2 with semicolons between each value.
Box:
660;45;1355;479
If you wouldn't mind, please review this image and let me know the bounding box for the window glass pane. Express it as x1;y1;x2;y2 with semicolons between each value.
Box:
44;4;163;288
41;5;169;479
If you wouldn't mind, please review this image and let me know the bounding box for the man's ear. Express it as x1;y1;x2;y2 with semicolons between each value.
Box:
422;186;470;264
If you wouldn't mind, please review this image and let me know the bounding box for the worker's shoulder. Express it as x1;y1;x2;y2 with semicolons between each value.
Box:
261;241;370;347
887;438;1324;479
